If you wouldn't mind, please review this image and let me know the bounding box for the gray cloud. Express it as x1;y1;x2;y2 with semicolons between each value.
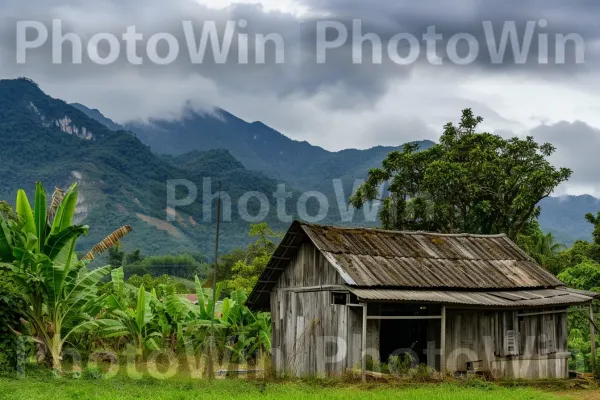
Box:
530;121;600;196
3;0;597;98
0;0;599;196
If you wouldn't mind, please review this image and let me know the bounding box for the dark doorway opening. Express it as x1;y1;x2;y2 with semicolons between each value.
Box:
380;320;430;365
375;304;441;369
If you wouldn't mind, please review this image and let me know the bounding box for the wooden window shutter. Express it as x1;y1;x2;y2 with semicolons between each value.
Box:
505;328;517;355
499;311;520;356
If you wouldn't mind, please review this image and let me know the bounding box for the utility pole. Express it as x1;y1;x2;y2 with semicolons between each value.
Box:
207;182;222;380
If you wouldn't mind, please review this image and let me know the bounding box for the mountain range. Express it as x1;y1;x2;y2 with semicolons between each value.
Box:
72;102;435;197
0;78;596;260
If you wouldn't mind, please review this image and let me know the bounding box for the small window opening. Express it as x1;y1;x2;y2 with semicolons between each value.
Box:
331;292;348;305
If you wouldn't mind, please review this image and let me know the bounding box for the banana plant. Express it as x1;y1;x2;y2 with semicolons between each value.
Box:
97;285;161;357
1;182;133;370
7;251;111;370
244;311;272;357
219;290;272;361
153;291;197;351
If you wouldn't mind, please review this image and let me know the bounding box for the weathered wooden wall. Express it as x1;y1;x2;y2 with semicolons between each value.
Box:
346;307;379;371
445;309;570;379
269;240;571;379
270;241;348;377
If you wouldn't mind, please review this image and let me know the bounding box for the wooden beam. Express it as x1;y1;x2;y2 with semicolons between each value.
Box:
361;303;367;383
278;285;345;293
367;316;442;320
271;256;291;260
440;306;446;374
591;303;597;377
517;309;568;317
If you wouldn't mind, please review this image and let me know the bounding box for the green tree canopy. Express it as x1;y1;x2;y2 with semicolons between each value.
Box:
350;109;572;239
220;223;280;294
558;261;600;292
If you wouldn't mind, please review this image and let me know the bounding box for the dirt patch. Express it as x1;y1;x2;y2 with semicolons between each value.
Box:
135;213;185;238
555;391;600;399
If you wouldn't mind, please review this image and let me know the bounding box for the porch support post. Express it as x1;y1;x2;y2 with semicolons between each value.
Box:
591;303;597;377
440;305;446;374
361;302;367;382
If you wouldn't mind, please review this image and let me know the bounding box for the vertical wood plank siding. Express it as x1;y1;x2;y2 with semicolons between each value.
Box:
271;242;346;377
270;239;573;379
445;309;570;379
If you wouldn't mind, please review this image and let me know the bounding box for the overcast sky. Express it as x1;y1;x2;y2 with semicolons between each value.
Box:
2;0;600;195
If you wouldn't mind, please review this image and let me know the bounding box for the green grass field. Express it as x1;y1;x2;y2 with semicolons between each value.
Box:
0;376;580;400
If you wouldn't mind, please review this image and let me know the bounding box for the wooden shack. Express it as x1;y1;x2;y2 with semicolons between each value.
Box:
247;221;599;379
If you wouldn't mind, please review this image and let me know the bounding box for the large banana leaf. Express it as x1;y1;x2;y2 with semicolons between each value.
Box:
195;276;208;317
135;285;153;331
16;189;36;239
43;225;89;261
111;267;125;299
93;318;133;338
60;265;112;324
34;182;47;253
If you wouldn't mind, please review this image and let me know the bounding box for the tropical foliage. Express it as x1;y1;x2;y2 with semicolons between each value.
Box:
0;183;131;370
350;109;572;240
0;184;273;374
92;268;272;363
219;223;280;294
126;274;189;298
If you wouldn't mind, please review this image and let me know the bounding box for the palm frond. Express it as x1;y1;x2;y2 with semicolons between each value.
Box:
81;225;132;261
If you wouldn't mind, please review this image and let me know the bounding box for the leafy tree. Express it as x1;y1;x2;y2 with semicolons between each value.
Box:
585;212;600;246
124;249;143;265
350;109;572;239
227;253;272;295
220;223;280;294
544;213;600;274
516;221;567;274
124;254;208;280
558;261;600;292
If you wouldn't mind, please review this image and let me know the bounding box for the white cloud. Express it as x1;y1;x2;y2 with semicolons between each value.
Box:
196;0;312;17
462;74;600;132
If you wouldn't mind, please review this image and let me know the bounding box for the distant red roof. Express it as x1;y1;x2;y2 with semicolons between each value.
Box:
185;294;198;304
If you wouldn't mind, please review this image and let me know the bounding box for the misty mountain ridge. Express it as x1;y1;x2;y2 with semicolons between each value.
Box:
0;78;292;257
75;101;436;195
73;96;599;245
0;77;593;255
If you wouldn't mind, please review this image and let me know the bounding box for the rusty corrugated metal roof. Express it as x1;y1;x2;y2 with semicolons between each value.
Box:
348;287;598;307
247;221;570;310
301;222;562;289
